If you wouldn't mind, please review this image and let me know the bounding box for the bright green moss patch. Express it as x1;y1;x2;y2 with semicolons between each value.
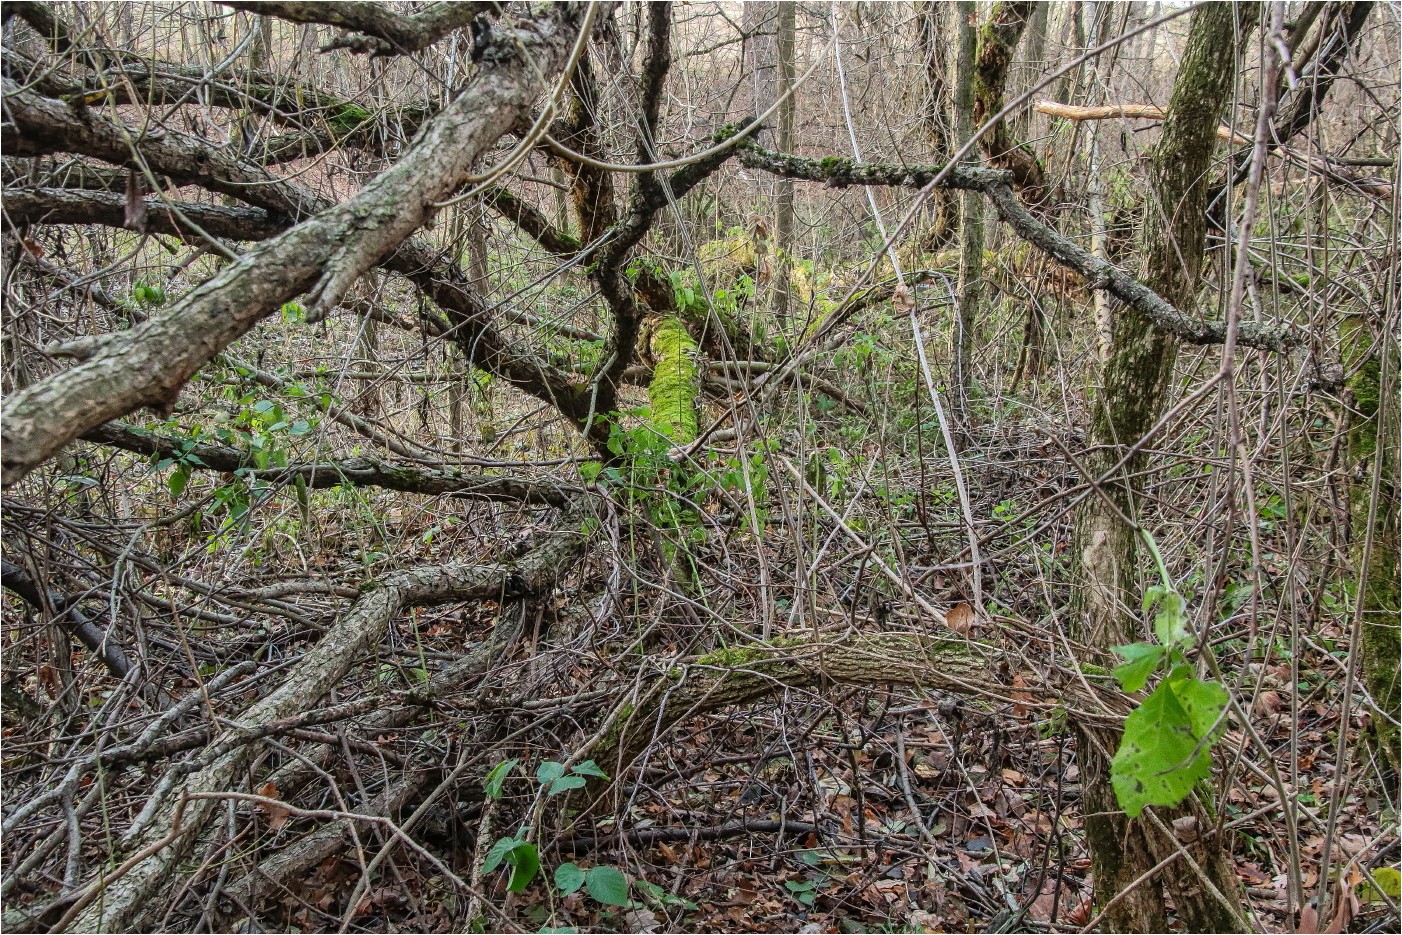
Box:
646;315;700;443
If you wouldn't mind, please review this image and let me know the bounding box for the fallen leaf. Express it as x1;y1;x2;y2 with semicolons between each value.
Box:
945;602;975;635
257;780;290;831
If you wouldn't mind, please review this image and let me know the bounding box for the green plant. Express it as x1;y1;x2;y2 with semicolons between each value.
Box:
482;835;540;893
553;863;630;906
474;759;615;899
536;759;607;796
1108;532;1230;818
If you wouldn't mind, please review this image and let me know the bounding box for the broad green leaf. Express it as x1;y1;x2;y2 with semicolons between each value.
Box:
585;865;630;906
505;842;539;893
1111;680;1212;818
536;761;566;785
555;862;585;895
571;760;609;780
1170;677;1228;741
546;775;587;796
1111;643;1164;693
483;758;519;799
482;836;517;874
168;463;191;498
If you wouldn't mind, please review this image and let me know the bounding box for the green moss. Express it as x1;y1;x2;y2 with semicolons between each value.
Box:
696;636;805;668
646;315;700;443
325;102;373;134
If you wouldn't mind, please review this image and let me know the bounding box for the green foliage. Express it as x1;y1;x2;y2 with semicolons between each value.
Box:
554;863;631;907
1111;669;1225;818
1108;532;1231;818
536;759;607;796
483;759;519;800
482;836;540;893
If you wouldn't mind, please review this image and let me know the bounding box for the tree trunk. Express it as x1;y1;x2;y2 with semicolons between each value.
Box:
1070;4;1257;931
773;1;796;326
952;0;984;434
1343;310;1401;774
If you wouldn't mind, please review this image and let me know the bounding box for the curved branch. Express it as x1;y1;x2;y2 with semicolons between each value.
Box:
82;421;580;506
737;143;1301;352
219;1;497;56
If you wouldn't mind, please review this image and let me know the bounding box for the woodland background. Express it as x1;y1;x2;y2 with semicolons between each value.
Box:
0;2;1398;933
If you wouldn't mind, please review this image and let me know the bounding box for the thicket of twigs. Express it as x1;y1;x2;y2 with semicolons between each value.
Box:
1;3;1398;933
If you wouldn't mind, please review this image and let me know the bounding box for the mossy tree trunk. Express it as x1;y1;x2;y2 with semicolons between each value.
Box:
646;314;700;445
773;1;796;327
918;1;957;250
1344;312;1401;773
952;0;984;434
1070;5;1257;931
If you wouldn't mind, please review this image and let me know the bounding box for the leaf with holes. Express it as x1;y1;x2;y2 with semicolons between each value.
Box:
1111;679;1212;818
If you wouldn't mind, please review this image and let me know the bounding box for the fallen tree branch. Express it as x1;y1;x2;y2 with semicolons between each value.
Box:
219;1;497;56
3;187;286;242
736;143;1302;352
587;630;1128;797
82;421;581;506
58;506;589;932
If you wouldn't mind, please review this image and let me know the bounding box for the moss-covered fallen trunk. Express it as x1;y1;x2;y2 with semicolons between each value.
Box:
645;313;701;443
584;630;1124;794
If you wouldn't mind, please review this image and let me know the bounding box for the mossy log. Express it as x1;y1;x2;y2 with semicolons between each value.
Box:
645;313;701;444
586;631;1123;793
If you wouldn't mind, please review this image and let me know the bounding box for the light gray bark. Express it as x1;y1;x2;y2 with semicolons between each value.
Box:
0;6;584;487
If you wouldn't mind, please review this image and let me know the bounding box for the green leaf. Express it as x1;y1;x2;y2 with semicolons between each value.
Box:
585;865;630;906
545;775;587;796
570;760;609;780
482;836;516;874
1359;867;1401;902
168;463;191;498
483;758;519;799
1151;590;1190;646
555;862;585;895
294;474;310;524
536;761;566;785
505;842;539;893
1111;643;1164;692
1111;680;1213;818
482;837;540;892
1170;677;1228;742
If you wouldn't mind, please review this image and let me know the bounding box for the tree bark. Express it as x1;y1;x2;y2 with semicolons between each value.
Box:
952;0;985;432
0;5;586;487
1070;5;1257;931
